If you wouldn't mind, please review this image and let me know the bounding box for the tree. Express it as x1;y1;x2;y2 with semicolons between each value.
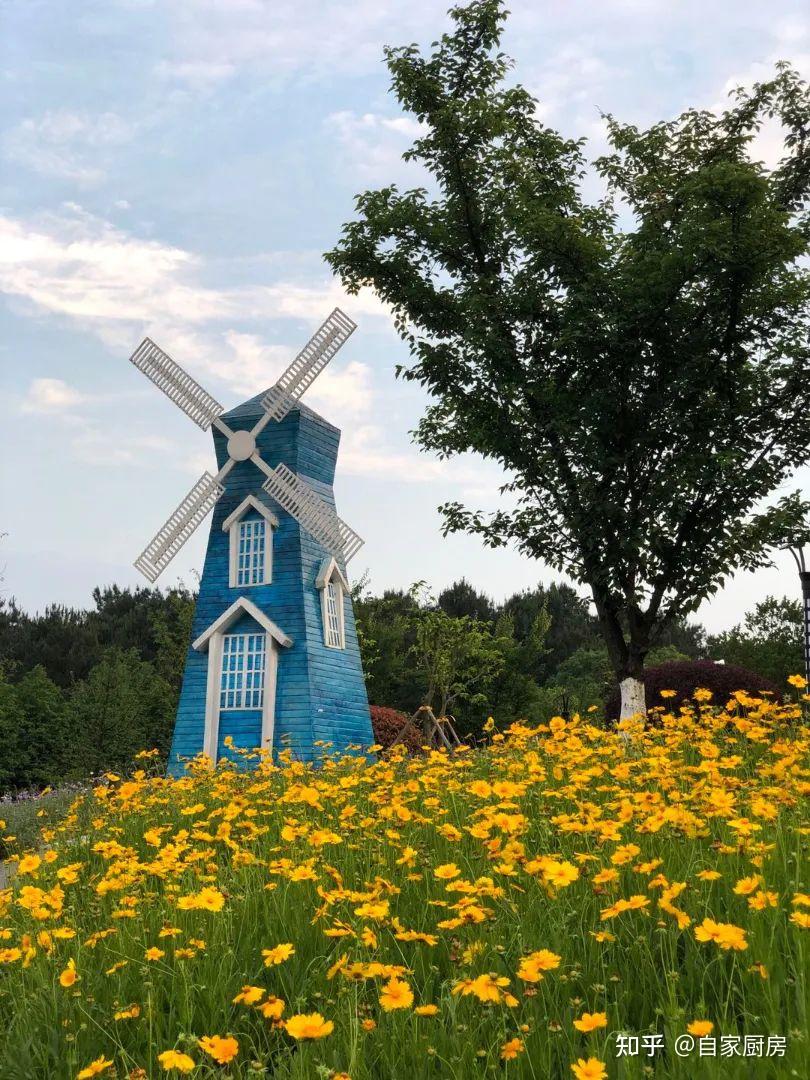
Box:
0;666;68;793
708;595;803;687
411;607;507;726
65;649;175;777
437;578;497;621
326;0;810;717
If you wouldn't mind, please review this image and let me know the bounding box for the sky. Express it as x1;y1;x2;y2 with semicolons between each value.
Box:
1;0;809;633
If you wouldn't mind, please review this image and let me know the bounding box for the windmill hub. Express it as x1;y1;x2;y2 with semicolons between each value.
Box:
227;429;256;462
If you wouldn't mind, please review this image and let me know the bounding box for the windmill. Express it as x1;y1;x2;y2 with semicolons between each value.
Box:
126;309;373;771
129;308;363;583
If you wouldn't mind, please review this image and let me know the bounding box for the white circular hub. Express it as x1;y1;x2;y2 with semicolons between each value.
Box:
227;430;256;462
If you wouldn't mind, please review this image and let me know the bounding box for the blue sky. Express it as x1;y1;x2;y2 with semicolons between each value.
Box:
1;0;809;631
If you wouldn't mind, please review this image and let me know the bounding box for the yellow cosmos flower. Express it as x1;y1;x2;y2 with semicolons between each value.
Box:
570;1058;607;1080
284;1012;334;1040
17;855;42;876
518;949;562;982
694;918;748;951
232;985;264;1006
687;1021;714;1036
500;1038;525;1060
59;959;78;987
361;1018;377;1031
379;977;414;1011
414;1004;439;1016
76;1056;114;1078
787;674;808;688
157;1050;196;1073
113;1005;140;1020
262;943;295;966
176;886;224;912
433;863;461;880
790;911;810;929
573;1012;607;1033
145;947;165;961
259;996;285;1019
199;1035;238;1064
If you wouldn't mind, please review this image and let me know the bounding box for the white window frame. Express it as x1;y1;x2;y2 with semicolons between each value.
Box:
222;496;278;589
219;631;267;710
235;518;267;587
316;557;349;651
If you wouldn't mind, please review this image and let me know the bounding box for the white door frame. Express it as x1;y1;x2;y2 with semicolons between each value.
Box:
203;629;279;763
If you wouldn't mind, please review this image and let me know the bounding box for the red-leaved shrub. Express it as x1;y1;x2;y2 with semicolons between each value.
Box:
369;705;424;753
605;659;782;720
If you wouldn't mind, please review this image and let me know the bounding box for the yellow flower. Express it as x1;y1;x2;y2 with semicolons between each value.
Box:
787;674;808;688
59;959;78;987
17;855;41;876
434;863;461;880
199;1035;239;1064
361;1019;377;1031
145;947;165;961
790;911;810;929
284;1013;334;1040
694;918;748;951
573;1012;607;1033
660;689;677;698
414;1004;439;1016
259;996;286;1019
176;887;225;912
262;943;295;966
452;973;511;1003
733;874;761;896
76;1056;114;1078
518;949;562;982
543;861;580;888
233;985;264;1005
500;1038;525;1060
379;977;414;1011
113;1005;140;1020
687;1021;714;1037
157;1050;196;1073
696;870;721;881
570;1058;607;1080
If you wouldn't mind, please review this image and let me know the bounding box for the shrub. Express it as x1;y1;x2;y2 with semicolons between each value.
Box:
369;705;424;753
605;659;782;719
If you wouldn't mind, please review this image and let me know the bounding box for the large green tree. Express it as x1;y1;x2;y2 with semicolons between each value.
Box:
327;0;810;717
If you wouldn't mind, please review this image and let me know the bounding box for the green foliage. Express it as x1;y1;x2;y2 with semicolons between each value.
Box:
708;595;804;687
0;666;68;792
412;605;507;719
326;0;810;685
65;649;176;778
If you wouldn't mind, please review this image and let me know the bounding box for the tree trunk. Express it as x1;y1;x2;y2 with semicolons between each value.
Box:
619;676;646;720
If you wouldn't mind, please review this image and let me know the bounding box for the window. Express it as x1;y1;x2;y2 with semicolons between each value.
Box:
236;519;266;586
323;580;345;649
219;632;266;710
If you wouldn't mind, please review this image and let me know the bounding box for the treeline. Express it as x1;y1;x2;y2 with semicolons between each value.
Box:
0;578;803;794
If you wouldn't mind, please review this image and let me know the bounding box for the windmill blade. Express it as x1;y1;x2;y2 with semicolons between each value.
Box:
134;471;225;583
130;337;224;431
260;308;356;423
261;463;363;562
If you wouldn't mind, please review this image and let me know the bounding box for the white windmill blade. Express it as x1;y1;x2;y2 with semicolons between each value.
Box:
130;337;224;431
134;471;225;583
261;463;364;562
259;308;357;423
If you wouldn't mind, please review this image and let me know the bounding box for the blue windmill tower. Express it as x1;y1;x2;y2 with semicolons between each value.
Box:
126;310;373;771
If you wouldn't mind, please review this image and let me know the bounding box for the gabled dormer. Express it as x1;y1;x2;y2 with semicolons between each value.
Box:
221;495;279;589
315;556;350;650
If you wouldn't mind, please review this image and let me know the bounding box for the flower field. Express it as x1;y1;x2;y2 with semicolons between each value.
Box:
0;691;808;1079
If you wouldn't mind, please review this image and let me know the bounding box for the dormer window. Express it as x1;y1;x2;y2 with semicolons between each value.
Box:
222;496;279;589
315;557;349;650
237;519;266;586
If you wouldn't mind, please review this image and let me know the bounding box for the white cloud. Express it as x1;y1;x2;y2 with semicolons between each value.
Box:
0;206;388;370
20;377;85;414
4;110;136;185
328;110;427;181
